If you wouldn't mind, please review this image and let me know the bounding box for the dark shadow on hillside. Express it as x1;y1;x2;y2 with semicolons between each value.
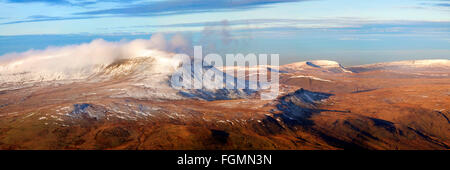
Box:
273;88;335;127
266;88;366;149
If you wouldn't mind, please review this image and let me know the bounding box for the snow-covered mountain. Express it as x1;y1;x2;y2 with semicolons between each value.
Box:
281;60;353;73
0;54;260;101
174;62;260;101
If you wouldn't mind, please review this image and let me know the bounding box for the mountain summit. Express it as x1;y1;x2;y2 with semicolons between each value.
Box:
281;60;353;73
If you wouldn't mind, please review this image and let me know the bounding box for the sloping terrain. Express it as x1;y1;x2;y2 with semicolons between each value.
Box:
0;59;449;150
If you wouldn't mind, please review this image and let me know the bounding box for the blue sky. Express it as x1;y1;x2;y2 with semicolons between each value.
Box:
0;0;449;65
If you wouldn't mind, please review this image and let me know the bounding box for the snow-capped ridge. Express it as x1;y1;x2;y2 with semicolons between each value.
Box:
0;55;178;84
348;59;450;73
281;60;352;73
285;60;341;68
354;59;450;68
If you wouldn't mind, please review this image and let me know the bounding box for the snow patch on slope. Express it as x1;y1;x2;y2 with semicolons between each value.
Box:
290;75;333;82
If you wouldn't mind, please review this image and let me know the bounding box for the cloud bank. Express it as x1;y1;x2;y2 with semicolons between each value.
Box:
75;0;307;17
